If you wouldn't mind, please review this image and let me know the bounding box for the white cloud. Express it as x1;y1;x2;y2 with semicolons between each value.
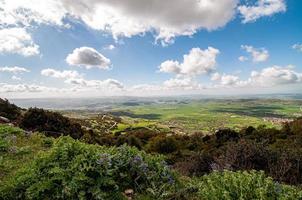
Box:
211;73;240;86
64;0;239;44
292;43;302;52
65;78;124;90
1;0;238;45
250;65;302;86
0;83;49;93
211;65;302;89
238;0;286;23
41;68;82;79
241;45;269;62
40;67;123;91
11;76;21;81
211;72;221;81
159;47;220;76
66;47;111;70
238;56;248;62
163;78;203;90
0;0;67;28
105;44;116;50
158;60;181;74
0;66;30;74
0;27;39;56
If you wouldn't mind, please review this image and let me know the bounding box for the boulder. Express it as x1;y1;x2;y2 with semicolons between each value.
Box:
0;116;10;123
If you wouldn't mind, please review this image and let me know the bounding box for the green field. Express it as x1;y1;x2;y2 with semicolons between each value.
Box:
107;99;302;134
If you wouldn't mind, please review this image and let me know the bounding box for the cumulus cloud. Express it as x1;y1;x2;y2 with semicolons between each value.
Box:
241;45;269;62
0;0;238;45
292;44;302;52
41;68;82;79
211;65;302;89
66;47;111;70
211;73;240;86
250;65;302;86
63;0;239;44
159;47;220;76
0;0;66;27
0;27;39;56
0;66;30;74
238;0;286;23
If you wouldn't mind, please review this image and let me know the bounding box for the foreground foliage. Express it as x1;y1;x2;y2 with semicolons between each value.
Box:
0;136;176;200
1;124;302;200
191;171;302;200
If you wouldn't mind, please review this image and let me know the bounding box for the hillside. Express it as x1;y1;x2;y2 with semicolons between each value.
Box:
1;99;302;199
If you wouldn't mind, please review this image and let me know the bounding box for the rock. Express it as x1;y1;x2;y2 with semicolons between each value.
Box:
0;116;10;123
24;131;33;137
124;189;134;200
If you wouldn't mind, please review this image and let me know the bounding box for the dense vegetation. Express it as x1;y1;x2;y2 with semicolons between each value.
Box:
1;98;302;199
81;117;302;185
0;99;21;121
1;125;301;200
1;137;175;199
19;108;83;139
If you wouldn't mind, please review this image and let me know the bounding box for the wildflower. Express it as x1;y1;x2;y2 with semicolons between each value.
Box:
132;155;143;165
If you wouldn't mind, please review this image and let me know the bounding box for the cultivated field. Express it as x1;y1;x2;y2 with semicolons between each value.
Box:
61;98;302;134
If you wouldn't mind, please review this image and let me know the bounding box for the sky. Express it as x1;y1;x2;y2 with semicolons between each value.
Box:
0;0;301;98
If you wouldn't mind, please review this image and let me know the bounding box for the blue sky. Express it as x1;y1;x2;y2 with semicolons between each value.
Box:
0;0;301;98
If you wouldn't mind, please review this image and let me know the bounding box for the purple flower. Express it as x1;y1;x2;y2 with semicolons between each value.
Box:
132;156;143;164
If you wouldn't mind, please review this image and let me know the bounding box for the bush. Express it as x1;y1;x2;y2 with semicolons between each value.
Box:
0;137;176;200
173;152;213;176
116;135;143;149
0;98;21;121
287;118;302;135
0;125;23;152
191;170;302;200
19;108;83;139
215;129;239;144
213;139;270;171
148;136;179;154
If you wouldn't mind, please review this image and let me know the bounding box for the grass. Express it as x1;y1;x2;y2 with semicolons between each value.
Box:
112;119;169;134
0;125;52;183
111;99;302;134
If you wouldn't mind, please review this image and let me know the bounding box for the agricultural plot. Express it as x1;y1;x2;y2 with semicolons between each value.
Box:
106;99;302;134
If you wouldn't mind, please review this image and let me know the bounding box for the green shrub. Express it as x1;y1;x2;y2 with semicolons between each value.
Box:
0;137;176;200
148;136;179;154
116;135;143;149
191;170;302;200
0;98;21;121
0;125;23;152
19;108;83;139
42;137;54;148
